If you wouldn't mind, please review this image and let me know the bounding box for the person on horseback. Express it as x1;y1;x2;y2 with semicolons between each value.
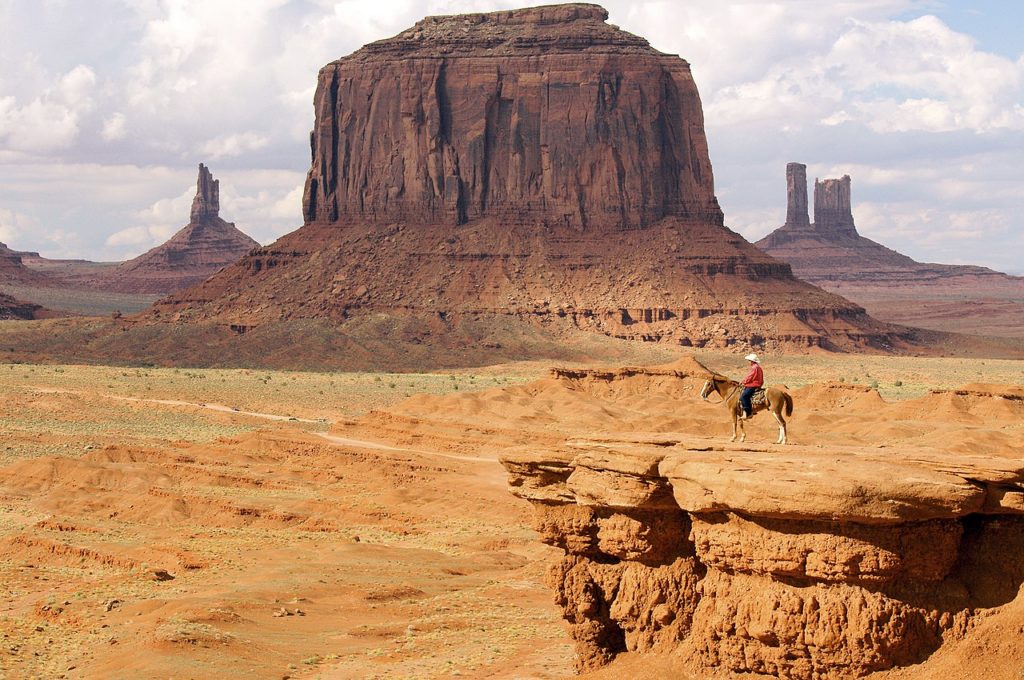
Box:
738;353;763;420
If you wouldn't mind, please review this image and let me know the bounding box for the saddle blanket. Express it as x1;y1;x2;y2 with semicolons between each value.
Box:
751;388;768;408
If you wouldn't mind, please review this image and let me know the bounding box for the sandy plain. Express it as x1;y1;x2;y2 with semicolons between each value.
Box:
1;350;1022;679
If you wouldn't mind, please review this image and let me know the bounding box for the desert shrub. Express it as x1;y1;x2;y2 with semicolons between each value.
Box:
894;380;903;387
869;379;879;389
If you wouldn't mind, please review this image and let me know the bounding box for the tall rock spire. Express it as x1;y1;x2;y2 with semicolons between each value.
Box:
190;163;220;223
785;162;810;228
92;163;259;294
813;175;857;236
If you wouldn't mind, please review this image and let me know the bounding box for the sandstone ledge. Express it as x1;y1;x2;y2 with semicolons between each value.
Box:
501;439;1024;676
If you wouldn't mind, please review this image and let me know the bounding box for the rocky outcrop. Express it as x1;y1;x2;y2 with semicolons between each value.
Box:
812;175;855;236
785;162;810;228
0;292;43;320
190;163;220;223
0;242;51;285
146;5;909;356
302;4;721;231
757;164;1024;338
91;164;260;295
502;441;1024;677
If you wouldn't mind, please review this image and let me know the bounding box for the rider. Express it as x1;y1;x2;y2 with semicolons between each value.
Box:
738;353;763;420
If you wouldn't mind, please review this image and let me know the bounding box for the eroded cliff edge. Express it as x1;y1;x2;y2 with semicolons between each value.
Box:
501;437;1024;677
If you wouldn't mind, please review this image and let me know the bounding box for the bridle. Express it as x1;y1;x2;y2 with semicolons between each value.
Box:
701;375;739;404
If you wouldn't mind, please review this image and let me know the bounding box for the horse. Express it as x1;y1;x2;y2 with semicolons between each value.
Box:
699;373;794;444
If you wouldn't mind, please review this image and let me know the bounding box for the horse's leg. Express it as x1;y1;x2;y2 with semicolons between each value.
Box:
730;413;737;442
772;408;786;445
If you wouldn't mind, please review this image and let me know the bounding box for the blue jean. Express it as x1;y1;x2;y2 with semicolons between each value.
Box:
740;387;757;416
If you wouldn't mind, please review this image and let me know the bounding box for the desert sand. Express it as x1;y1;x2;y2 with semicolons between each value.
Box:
1;351;1022;679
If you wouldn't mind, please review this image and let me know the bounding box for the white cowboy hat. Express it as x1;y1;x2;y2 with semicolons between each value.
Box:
744;353;760;363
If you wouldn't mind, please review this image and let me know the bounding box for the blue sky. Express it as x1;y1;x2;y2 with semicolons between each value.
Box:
0;0;1021;275
923;1;1024;58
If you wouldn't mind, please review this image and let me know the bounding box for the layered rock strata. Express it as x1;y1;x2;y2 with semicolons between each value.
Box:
92;164;260;295
150;5;906;353
758;164;1024;337
502;441;1024;677
302;3;721;231
812;175;855;236
0;292;43;320
0;242;51;285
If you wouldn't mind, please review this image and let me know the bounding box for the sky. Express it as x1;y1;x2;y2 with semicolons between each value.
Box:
0;0;1021;274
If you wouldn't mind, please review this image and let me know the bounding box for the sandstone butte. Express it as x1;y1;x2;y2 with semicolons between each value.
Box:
757;163;1024;338
89;164;260;295
146;4;908;354
485;357;1024;678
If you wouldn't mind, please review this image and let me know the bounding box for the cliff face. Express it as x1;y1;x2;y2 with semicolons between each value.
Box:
0;242;52;285
147;5;907;355
495;365;1024;677
758;164;1024;337
312;355;1024;676
92;164;260;295
302;4;721;231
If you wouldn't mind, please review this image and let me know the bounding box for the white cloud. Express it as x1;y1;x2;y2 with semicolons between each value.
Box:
136;185;195;225
0;64;98;151
0;208;38;244
58;64;98;107
101;112;127;141
707;13;1024;133
105;224;176;248
200;132;269;159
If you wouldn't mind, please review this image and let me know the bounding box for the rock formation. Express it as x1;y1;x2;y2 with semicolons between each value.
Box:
497;362;1024;677
90;164;260;295
784;162;810;228
0;291;43;320
812;174;856;235
758;164;1024;338
302;4;722;231
0;242;52;285
143;4;909;356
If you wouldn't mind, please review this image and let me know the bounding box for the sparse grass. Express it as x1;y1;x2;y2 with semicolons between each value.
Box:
0;284;159;316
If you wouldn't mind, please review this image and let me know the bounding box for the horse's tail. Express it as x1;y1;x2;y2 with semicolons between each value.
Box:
784;392;794;417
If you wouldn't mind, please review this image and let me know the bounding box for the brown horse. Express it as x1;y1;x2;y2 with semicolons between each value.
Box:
700;373;794;444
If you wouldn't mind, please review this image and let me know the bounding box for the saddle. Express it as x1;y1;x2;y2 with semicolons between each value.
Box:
751;388;768;408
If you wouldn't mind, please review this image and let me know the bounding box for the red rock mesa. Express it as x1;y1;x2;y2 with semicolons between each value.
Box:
151;4;905;353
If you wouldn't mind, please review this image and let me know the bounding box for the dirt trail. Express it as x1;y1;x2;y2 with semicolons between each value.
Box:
31;385;326;423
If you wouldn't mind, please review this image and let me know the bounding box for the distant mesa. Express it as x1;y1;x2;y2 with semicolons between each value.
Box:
146;4;907;357
0;241;53;285
89;164;261;295
758;163;1024;338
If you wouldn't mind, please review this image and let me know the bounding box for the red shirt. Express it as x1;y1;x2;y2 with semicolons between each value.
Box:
742;363;764;387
